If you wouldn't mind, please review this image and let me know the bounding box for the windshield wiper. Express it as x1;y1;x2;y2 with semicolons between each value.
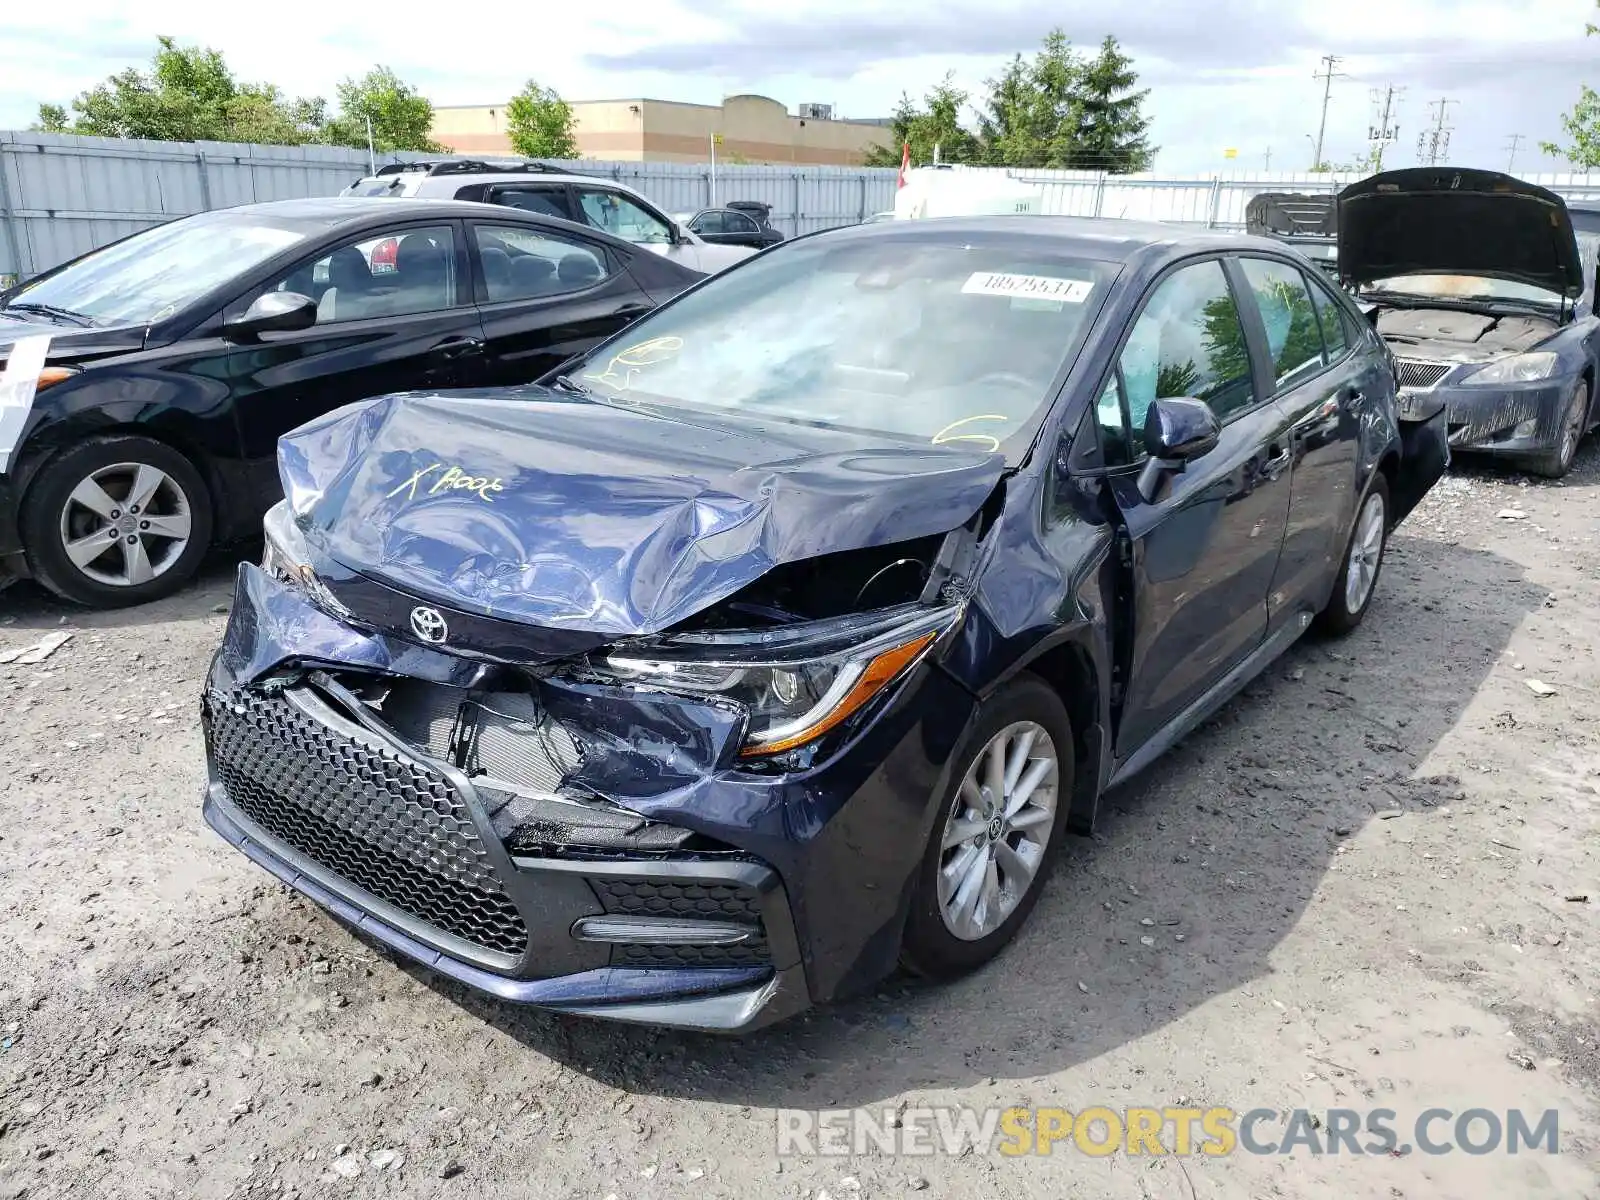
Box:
3;302;92;327
552;374;592;395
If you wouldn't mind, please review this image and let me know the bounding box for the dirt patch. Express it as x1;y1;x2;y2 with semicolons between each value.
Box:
3;447;1599;1199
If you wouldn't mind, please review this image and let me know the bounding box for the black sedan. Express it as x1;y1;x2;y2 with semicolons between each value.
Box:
201;217;1448;1031
683;203;785;250
0;198;700;607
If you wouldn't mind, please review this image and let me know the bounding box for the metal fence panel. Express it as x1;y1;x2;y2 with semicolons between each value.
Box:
3;132;1598;283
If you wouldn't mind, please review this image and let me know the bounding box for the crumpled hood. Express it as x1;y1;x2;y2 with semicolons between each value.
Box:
279;387;1005;636
1338;168;1583;295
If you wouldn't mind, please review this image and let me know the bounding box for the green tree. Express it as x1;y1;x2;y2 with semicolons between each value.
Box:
322;66;441;153
1066;36;1155;173
32;104;70;133
505;79;579;159
863;74;981;167
1542;0;1600;168
34;36;325;143
978;31;1085;168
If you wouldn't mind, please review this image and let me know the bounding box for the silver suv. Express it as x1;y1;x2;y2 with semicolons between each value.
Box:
340;160;754;275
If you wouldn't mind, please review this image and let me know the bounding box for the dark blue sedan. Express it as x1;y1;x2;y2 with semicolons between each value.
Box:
200;216;1447;1030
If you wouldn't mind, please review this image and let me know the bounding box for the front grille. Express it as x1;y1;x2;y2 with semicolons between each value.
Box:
207;688;529;957
591;877;770;968
1395;358;1452;390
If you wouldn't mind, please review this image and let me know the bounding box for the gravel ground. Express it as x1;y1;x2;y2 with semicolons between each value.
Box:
2;448;1599;1200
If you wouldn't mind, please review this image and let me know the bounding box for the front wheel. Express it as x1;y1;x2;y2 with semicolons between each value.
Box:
1527;381;1589;480
1317;472;1389;636
20;435;214;608
900;675;1074;980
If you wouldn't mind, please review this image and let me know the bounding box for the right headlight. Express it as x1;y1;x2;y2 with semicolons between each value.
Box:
1462;352;1560;386
577;604;961;757
261;500;350;618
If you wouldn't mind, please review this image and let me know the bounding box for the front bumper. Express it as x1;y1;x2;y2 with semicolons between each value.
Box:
200;564;977;1030
1427;378;1576;456
0;474;25;587
204;780;808;1031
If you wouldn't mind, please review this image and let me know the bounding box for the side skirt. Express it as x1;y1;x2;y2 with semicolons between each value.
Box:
1107;609;1314;790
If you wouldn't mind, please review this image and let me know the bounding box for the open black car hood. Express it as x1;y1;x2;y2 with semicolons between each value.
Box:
1337;168;1583;295
278;388;1006;636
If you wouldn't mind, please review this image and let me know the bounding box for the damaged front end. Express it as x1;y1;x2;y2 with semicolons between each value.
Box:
202;394;1005;1029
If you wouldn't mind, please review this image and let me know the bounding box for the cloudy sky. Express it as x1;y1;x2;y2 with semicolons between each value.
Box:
2;0;1595;174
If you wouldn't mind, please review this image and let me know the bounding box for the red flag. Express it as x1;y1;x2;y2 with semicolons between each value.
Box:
897;142;910;189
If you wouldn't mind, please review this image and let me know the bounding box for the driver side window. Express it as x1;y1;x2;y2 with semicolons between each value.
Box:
266;225;459;326
575;188;672;244
1120;259;1257;426
1094;259;1258;467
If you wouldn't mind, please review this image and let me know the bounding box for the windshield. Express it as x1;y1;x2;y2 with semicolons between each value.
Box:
576;234;1117;460
4;213;314;326
1365;274;1564;305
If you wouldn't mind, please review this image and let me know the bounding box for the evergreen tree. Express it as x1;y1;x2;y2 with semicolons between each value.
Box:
1066;36;1156;173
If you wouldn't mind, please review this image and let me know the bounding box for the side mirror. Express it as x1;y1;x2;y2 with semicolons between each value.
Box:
224;291;317;342
1136;397;1220;503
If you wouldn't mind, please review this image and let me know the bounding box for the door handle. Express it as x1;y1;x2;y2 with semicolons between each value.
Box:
430;336;484;360
1262;447;1293;479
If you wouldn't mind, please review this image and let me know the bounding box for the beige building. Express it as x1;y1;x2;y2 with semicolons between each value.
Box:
432;95;893;166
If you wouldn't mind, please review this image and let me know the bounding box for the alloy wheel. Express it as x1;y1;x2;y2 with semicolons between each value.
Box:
57;461;194;588
1344;489;1386;614
1558;386;1588;470
935;721;1059;941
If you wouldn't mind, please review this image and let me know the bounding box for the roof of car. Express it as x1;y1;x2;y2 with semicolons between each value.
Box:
214;196;595;227
813;215;1299;262
202;197;650;254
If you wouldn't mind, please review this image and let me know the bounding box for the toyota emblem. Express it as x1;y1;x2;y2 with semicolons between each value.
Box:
409;606;449;644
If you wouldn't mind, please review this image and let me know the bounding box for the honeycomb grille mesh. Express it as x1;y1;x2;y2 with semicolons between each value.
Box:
207;688;528;957
592;878;769;968
593;878;763;922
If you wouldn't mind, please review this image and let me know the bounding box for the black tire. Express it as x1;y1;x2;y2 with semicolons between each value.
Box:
1316;471;1389;636
21;434;214;609
1527;381;1590;480
900;674;1075;980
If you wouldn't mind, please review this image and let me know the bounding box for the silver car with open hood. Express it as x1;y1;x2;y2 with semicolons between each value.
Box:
1338;167;1600;478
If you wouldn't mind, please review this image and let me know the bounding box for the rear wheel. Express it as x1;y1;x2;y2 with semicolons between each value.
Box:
901;675;1074;979
1316;473;1388;636
1528;381;1589;480
21;435;213;608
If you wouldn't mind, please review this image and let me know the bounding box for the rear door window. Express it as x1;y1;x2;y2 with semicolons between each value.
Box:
1308;279;1351;360
488;186;575;221
473;225;615;302
1239;257;1328;390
